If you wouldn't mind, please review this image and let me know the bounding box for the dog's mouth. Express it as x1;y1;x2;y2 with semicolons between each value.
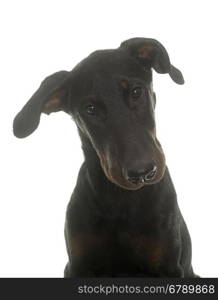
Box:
98;151;166;190
107;164;166;190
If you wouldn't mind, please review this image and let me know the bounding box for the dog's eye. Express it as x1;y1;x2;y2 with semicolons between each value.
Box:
131;87;142;99
86;104;95;115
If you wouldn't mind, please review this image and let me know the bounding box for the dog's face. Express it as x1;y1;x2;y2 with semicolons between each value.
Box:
13;38;184;190
70;50;165;190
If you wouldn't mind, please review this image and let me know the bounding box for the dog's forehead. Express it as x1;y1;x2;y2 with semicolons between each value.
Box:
86;49;142;74
70;49;149;99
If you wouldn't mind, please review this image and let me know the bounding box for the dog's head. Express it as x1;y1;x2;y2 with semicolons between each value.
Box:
13;38;184;190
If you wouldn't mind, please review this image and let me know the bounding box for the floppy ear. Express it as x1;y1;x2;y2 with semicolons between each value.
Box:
13;71;70;138
120;37;184;84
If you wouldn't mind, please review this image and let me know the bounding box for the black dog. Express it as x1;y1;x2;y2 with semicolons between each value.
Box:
13;38;197;277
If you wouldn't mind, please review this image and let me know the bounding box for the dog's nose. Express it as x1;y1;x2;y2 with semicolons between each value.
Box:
127;164;157;184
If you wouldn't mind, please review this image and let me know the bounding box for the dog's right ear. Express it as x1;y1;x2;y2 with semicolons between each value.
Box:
13;71;70;138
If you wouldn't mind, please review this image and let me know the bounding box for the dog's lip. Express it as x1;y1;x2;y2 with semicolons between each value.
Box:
101;154;166;191
122;179;162;190
111;170;166;191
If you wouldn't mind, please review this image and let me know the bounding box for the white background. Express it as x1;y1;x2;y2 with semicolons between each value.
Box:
0;0;217;277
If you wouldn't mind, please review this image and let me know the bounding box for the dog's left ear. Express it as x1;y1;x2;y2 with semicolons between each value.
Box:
120;37;184;84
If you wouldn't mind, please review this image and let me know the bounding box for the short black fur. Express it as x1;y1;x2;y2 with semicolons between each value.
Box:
13;38;197;277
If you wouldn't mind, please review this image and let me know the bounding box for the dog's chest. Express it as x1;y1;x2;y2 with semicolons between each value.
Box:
70;229;166;274
68;191;172;273
118;231;166;269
